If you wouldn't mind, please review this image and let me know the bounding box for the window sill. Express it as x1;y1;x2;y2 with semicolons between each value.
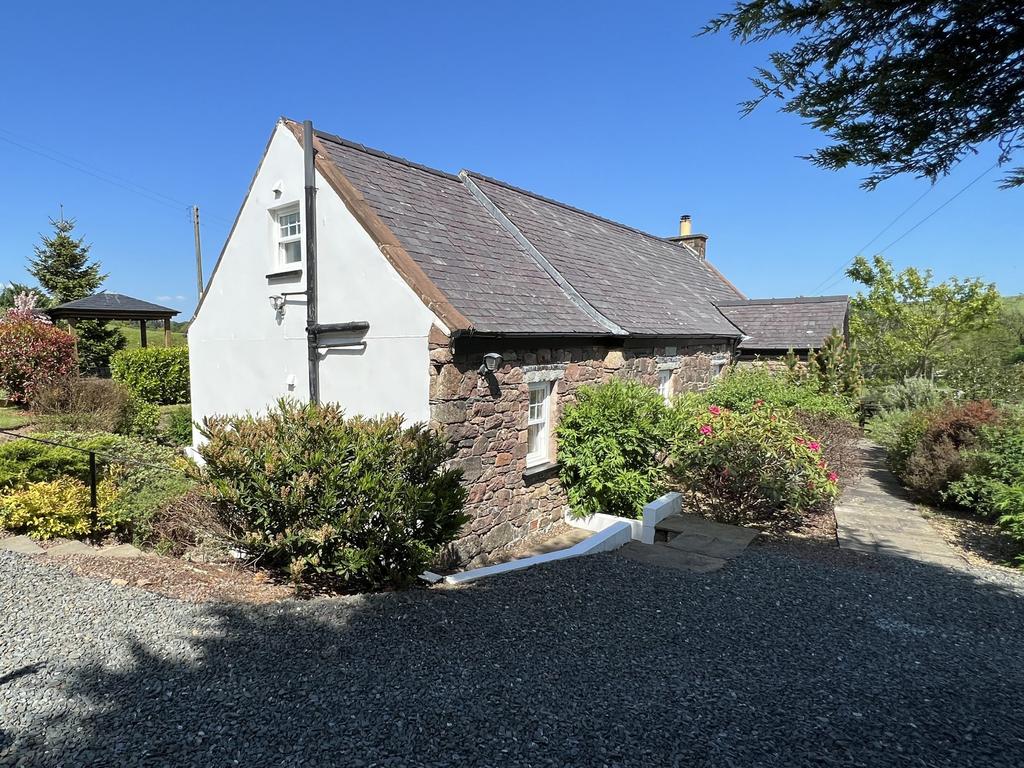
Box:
266;267;303;280
523;460;559;482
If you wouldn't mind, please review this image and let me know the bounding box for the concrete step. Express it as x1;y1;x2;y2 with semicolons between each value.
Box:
0;535;44;555
616;541;726;573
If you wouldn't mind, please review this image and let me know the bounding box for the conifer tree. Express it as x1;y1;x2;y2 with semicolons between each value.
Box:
28;216;126;374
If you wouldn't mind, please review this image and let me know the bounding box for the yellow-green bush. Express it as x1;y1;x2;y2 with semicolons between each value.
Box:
0;476;123;540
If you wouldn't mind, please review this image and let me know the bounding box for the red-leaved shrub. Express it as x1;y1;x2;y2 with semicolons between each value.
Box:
902;400;1002;503
0;305;78;404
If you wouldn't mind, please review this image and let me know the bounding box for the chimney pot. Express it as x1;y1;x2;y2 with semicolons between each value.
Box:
679;215;692;237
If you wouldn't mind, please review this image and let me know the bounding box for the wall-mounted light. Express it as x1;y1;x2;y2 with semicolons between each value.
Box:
478;352;503;376
269;295;286;312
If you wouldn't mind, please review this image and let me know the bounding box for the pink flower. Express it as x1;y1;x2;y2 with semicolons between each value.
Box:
709;405;722;416
809;441;821;452
828;471;838;483
699;424;713;436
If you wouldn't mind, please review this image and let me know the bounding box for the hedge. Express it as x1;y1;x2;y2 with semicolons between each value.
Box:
111;347;190;404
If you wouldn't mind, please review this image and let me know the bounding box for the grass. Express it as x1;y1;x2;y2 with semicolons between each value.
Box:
0;406;32;430
113;322;187;349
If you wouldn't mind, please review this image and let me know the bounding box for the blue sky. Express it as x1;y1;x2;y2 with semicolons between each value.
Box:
1;1;1020;317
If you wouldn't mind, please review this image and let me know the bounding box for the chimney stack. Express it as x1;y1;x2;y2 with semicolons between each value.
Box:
668;213;708;260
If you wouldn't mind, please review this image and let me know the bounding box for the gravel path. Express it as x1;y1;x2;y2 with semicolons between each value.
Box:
2;547;1023;767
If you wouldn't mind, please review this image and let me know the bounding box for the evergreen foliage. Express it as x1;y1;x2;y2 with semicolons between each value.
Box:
28;216;126;374
706;1;1024;189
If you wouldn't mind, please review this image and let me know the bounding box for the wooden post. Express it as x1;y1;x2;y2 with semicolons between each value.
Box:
139;319;147;348
164;318;172;347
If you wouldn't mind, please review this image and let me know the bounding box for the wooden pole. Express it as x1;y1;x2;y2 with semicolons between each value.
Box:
193;205;204;300
139;319;147;348
164;318;171;347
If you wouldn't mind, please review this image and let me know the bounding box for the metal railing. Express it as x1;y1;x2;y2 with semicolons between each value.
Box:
0;428;188;536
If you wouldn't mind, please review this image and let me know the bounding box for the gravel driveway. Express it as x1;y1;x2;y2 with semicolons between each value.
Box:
2;547;1023;767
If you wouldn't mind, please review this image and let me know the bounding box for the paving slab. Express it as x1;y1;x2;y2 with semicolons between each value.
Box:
665;533;749;560
46;541;97;557
655;514;759;546
615;541;726;573
94;544;146;559
835;443;965;568
0;536;44;555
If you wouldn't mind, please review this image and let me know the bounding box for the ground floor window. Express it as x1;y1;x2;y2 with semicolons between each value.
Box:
658;368;673;404
527;381;552;466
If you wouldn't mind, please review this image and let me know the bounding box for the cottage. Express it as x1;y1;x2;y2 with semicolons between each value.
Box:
189;118;841;564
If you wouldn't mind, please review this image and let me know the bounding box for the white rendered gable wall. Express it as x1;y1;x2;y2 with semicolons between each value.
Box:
188;123;441;444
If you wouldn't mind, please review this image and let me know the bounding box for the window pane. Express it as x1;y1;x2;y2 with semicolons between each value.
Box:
282;240;302;263
528;424;542;455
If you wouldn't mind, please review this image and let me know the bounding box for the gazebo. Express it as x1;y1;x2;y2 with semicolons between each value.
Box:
47;292;181;347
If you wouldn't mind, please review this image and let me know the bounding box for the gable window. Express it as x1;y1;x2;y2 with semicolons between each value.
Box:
527;381;552;466
658;369;673;405
274;205;302;265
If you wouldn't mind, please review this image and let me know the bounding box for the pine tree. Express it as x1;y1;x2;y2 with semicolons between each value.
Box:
29;216;104;303
28;216;126;374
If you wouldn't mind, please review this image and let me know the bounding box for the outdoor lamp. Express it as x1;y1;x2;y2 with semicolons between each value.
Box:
478;352;503;376
269;295;286;311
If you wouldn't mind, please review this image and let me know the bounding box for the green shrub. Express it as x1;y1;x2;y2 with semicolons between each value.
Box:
947;420;1024;519
556;379;669;520
125;393;160;439
0;431;194;545
874;400;1003;503
667;397;839;525
693;368;855;420
161;405;193;446
869;377;949;414
0;433;120;490
110;347;190;405
0;476;123;540
194;399;468;591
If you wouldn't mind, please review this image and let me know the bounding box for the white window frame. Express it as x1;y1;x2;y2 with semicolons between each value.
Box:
711;354;730;380
526;381;552;467
272;203;302;266
658;369;673;405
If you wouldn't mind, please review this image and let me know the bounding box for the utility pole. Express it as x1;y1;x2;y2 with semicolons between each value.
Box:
192;205;204;300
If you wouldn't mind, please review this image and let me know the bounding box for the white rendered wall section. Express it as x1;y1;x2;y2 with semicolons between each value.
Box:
189;123;440;444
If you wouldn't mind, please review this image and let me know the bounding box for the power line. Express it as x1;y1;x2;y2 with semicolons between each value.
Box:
811;184;936;294
816;162;999;294
0;128;233;226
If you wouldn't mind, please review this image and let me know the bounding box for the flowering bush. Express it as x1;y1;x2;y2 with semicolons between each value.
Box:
667;398;839;525
0;296;77;403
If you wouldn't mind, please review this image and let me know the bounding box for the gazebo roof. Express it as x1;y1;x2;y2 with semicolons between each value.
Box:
47;292;180;321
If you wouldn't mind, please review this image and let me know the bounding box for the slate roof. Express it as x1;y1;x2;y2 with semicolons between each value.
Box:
48;292;180;320
715;296;849;352
313;128;745;338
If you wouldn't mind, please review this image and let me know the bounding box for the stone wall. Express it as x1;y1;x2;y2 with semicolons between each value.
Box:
428;328;731;566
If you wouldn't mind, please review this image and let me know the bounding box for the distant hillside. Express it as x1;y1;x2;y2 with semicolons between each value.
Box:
111;320;188;349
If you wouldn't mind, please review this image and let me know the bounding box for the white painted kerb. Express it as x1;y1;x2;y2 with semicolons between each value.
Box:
442;521;632;585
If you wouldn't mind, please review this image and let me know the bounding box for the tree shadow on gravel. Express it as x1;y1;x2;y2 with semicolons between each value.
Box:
4;551;1024;767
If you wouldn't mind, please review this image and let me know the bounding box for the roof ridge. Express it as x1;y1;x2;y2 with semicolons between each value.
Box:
464;170;684;248
313;128;461;182
716;295;849;307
